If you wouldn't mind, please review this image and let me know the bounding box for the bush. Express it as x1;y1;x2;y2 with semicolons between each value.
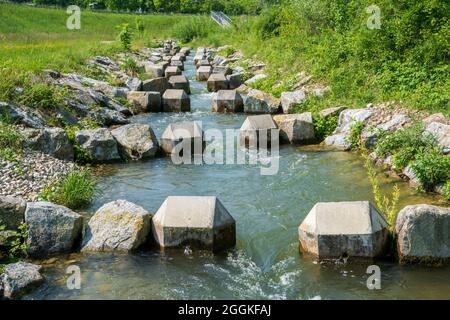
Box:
256;6;282;40
171;17;211;43
375;123;438;170
313;114;338;141
345;121;365;149
0;117;24;161
39;169;97;210
411;151;450;191
117;23;133;50
443;180;450;201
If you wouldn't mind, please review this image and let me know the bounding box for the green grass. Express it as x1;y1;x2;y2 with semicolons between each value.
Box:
0;117;24;161
39;169;97;210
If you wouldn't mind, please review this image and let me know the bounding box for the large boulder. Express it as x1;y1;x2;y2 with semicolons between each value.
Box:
127;91;161;113
212;90;244;113
75;128;121;162
168;75;190;94
273;112;315;144
111;124;159;160
88;107;129;126
1;262;44;299
280;90;307;114
22;128;74;161
0;196;26;230
196;66;212;81
162;89;191;112
152;196;236;252
82;200;152;252
196;59;211;69
142;77;169;94
425;122;450;154
25;202;83;257
0;102;45;129
207;73;229;92
396;204;450;264
319;106;346;118
244;89;281;114
125;77;142;91
239;115;278;148
299;201;389;260
160;122;204;156
324;108;372;150
212;66;232;76
227;73;242;90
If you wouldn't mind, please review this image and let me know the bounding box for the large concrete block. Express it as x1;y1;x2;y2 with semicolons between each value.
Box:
212;66;232;76
127;91;161;113
396;204;450;264
142;77;169;94
207;73;229;92
160;122;204;155
196;66;212;81
272;112;315;144
196;59;211;69
170;60;184;71
165;66;181;78
212;90;243;113
168;75;190;94
239;114;278;148
162;89;191;112
152;196;236;252
299;201;389;260
144;63;164;78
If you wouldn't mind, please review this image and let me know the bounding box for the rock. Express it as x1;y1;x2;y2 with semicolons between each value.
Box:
425;122;450;154
244;89;281;114
324;108;372;150
82;200;152;252
111;124;159;160
273;113;315;144
22;128;74;161
75;128;121;162
142;77;169;94
299;201;389;260
165;66;181;78
152;196;236;252
396;204;450;264
319;106;346;118
180;47;191;55
423;113;448;125
207;73;229;92
125;77;142;91
0;196;26;230
160;122;204;155
212;66;232;76
168;75;190;94
212;90;244;113
25;202;83;257
0;102;44;129
362;114;411;148
162;89;190;112
402;165;420;187
244;73;267;85
170;60;184;71
227;73;242;90
239;115;278;148
1;262;44;299
280;90;307;114
88;107;129;126
196;66;212;81
144;63;164;78
127;91;161;113
196;59;211;69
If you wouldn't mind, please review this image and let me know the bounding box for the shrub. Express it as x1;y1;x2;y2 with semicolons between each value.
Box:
313;114;338;141
0;117;24;161
171;17;214;43
256;6;282;40
411;150;450;191
443;180;450;201
39;169;97;210
117;23;133;50
345;121;365;149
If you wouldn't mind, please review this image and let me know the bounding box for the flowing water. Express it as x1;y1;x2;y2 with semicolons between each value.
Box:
25;52;450;300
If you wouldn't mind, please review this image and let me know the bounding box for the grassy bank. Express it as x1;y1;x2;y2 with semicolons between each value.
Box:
181;1;449;115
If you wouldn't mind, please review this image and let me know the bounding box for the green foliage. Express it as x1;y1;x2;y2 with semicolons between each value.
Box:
313;115;338;141
171;17;214;43
256;6;282;40
121;57;142;77
135;18;144;37
345;121;364;149
117;23;133;51
443;181;450;201
411;150;450;191
361;144;400;231
217;46;236;57
39;169;97;210
18;81;66;109
375;123;438;170
7;223;28;259
0;117;24;161
64;124;94;164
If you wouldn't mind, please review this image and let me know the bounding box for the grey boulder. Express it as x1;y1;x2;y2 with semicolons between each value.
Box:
75;128;121;162
1;262;44;299
280;90;307;114
0;196;26;230
244;89;281;114
22;127;74;161
273;112;315;144
111;124;159;160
